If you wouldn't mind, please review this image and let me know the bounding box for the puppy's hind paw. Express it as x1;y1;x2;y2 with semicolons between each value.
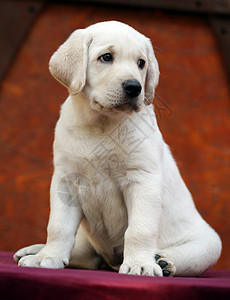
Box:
155;254;176;277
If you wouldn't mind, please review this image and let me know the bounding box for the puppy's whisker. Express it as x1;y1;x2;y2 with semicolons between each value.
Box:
153;45;163;54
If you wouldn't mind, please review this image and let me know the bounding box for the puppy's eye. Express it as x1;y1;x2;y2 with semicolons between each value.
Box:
137;59;145;69
99;53;113;63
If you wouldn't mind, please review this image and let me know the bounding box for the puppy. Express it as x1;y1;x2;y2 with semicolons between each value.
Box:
14;21;221;277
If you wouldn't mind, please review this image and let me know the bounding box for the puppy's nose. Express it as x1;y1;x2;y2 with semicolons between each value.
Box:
122;80;142;98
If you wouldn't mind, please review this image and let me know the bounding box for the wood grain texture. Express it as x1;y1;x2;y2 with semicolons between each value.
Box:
0;3;229;270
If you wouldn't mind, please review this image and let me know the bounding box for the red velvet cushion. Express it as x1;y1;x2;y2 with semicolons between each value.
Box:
0;251;229;299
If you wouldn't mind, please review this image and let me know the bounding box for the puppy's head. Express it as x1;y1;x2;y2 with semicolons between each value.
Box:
49;21;159;115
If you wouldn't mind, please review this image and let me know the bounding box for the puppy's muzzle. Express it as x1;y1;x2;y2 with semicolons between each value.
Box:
120;80;142;112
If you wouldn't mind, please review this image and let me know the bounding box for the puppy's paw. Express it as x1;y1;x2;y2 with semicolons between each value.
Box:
155;254;176;277
14;244;45;262
119;261;163;276
18;253;68;269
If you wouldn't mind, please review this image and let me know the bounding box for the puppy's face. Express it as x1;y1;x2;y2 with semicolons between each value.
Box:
85;31;148;114
49;21;159;116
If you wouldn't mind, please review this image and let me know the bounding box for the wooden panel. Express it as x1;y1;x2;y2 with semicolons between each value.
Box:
0;3;229;270
77;0;230;14
0;0;44;82
210;16;230;81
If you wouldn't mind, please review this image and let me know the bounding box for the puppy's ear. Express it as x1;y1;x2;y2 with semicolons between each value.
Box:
49;30;92;95
144;39;160;106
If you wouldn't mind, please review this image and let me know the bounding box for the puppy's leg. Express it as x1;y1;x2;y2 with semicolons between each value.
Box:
119;176;163;276
160;222;222;276
69;226;102;270
18;172;83;269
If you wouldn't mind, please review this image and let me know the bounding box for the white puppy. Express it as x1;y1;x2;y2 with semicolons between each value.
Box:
14;21;221;277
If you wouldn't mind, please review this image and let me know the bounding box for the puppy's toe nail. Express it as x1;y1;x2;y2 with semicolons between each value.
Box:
158;260;168;269
163;270;172;277
155;254;161;261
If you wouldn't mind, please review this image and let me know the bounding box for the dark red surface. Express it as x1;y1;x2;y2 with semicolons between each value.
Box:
0;251;229;300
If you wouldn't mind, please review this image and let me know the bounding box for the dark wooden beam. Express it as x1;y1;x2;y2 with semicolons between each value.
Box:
74;0;230;14
210;16;230;82
0;1;45;83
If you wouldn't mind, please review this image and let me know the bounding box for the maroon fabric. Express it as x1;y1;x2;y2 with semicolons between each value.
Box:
0;251;229;299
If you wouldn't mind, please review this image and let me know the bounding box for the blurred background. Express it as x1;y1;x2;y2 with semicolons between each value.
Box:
0;0;229;270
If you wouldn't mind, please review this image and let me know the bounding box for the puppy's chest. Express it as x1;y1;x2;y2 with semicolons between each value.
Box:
83;140;126;180
77;122;148;179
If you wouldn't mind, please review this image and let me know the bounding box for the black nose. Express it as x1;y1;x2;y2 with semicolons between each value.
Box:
122;80;142;98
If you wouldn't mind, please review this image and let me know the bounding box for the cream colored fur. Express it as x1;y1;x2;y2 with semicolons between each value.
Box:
14;21;221;277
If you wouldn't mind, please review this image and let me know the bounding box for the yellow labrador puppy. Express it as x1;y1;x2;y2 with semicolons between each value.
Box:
14;21;221;277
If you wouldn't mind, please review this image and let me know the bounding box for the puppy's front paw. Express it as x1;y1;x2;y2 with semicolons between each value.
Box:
14;244;45;262
18;254;68;269
155;254;176;277
119;261;163;276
